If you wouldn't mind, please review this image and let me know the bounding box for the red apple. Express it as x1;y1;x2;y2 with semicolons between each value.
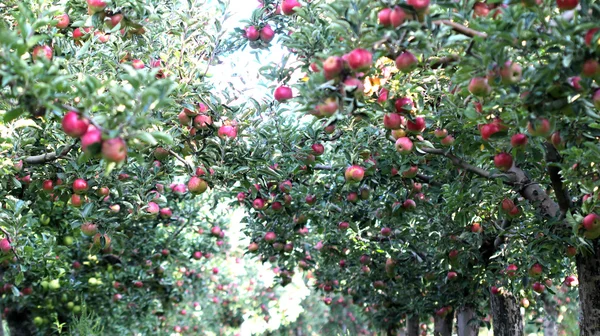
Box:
582;59;600;77
527;118;552;137
102;138;127;163
344;165;365;182
441;135;455;146
188;177;208;195
383;113;403;130
394;97;414;113
281;0;301;15
381;227;392;236
245;26;260;41
378;8;392;26
105;14;124;29
494;152;513;171
87;0;107;13
218;125;237;139
253;198;265;210
274;86;293;102
338;222;349;230
402;166;418;178
583;213;600;231
447;271;458;280
506;264;518;277
585;28;599;47
32;45;53;61
556;0;578;10
473;2;490;17
81;223;98;237
311;143;324;156
260;24;275;42
346;48;372;71
159;208;172;218
406;117;426;133
389;6;406;27
468;77;491;96
511;133;528;148
532;282;545;293
566;246;577;257
528;263;543;277
193;114;212;130
264;231;276;243
132;59;144;69
70;194;83;207
499;61;522;84
80;126;103;155
395;137;413;154
42;180;54;192
54;14;70;29
62;112;90;138
0;239;11;254
279;180;292;193
72;179;88;194
323;56;344;79
395;51;418;72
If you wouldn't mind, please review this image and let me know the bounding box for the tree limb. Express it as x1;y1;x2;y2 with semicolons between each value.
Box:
167;149;193;174
23;142;77;164
544;143;571;216
433;20;488;38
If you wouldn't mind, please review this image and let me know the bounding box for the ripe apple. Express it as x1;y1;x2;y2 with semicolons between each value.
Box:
407;0;430;11
92;233;111;248
338;222;349;230
494;152;513;171
468;77;491;96
585;28;599;47
556;0;578;10
102;138;127;163
73;27;92;40
193;114;212;129
87;0;107;13
346;48;372;71
159;208;172;218
80;126;103;155
473;2;490;17
343;77;364;95
54;14;70;29
264;232;276;243
582;59;600;77
532;282;545;293
565;275;578;287
395;137;413;154
281;0;301;15
81;222;98;237
62;111;90;138
0;239;11;254
583;213;600;232
389;6;406;27
146;202;159;214
447;271;458;280
406;117;426;133
511;133;528;148
260;24;275;42
253;198;265;210
274;86;293;102
245;26;260;41
218;125;237;139
311;143;324;156
402;166;418;178
344;165;365;182
566;246;577;257
70;194;83;207
378;8;392;26
441;135;455;146
499;61;522;84
434;128;448;138
322;56;344;79
132;59;144;69
42;180;54;192
395;97;414;113
528;263;543;277
32;45;53;61
105;14;124;29
527;118;552;137
448;250;459;260
471;222;482;233
347;192;359;203
188;177;208;195
383;113;403;130
395;51;418;72
506;264;518;277
279;180;292;193
72;179;88;194
381;227;392;236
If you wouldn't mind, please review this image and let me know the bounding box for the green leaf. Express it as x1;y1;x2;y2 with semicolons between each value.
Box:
135;132;158;146
151;132;174;145
4;108;24;123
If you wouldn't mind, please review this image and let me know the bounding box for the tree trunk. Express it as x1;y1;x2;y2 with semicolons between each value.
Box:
542;294;558;336
406;315;419;336
6;308;34;336
489;289;523;336
434;312;453;336
457;305;478;336
577;241;600;336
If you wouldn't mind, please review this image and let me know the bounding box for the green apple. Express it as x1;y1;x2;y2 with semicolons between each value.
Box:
48;279;60;290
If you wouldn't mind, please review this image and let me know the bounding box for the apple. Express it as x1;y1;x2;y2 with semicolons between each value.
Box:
381;227;392;236
494;152;513;171
146;202;159;215
218;125;237;139
32;45;53;61
389;6;406;27
565;275;578;287
281;0;301;15
245;26;260;41
132;59;144;69
378;8;392;26
395;97;414;113
473;2;490;17
274;86;293;102
532;282;545;293
406;117;426;133
556;0;578;10
441;135;455;146
311;143;324;156
264;232;276;243
434;128;448;138
344;165;365;182
395;51;418;72
193;114;212;129
506;264;518;277
583;213;600;231
259;24;275;42
383;113;403;130
347;192;359;203
54;14;70;29
471;222;482;233
568;76;582;91
346;48;372;71
447;271;458;280
499;61;522;84
62;111;90;138
81;223;98;237
528;263;543;277
87;0;107;13
159;208;172;218
468;77;491;96
80;126;103;155
402;166;418;178
73;27;92;40
378;88;389;104
279;180;292;193
582;59;600;77
92;233;111;248
527;118;552;137
70;194;83;207
322;56;344;79
102;138;127;163
338;222;349;230
343;77;364;95
395;137;413;154
448;250;459;260
105;14;124;29
188;177;208;195
72;179;88;194
0;239;11;254
373;280;386;289
511;133;528;148
585;28;599;47
593;90;600;110
42;180;54;192
566;246;577;257
253;198;265;210
550;131;563;149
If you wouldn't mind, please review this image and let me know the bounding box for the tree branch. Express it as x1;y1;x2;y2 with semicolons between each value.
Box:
433;20;488;38
167;149;193;174
544;143;571;216
23;142;77;164
314;164;333;170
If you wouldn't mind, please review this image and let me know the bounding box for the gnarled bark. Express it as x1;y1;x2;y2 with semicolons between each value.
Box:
490;289;523;336
406;315;419;336
577;241;600;336
434;312;453;336
457;305;478;336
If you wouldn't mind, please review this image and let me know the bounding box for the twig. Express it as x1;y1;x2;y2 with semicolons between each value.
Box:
314;164;333;170
167;149;193;174
544;143;571;216
24;142;77;164
433;20;488;38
